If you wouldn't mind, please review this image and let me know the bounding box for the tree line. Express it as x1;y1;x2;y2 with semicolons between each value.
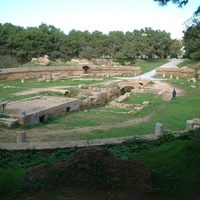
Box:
3;20;200;65
0;22;184;64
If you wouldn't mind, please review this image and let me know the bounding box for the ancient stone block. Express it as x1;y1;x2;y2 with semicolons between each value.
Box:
155;122;163;135
16;131;27;143
186;120;194;130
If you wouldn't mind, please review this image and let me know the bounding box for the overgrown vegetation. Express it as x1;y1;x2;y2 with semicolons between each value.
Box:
107;131;200;196
0;131;199;199
178;58;200;70
0;56;19;68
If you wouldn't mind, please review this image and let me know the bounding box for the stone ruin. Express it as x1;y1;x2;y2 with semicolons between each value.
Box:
31;56;50;66
1;79;150;126
4;96;80;125
0;65;141;81
186;118;200;131
156;66;196;79
78;79;150;111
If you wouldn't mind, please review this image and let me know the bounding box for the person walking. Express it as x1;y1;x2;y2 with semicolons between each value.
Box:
172;89;176;100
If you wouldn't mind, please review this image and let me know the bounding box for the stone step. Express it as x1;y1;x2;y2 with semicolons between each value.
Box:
0;118;19;127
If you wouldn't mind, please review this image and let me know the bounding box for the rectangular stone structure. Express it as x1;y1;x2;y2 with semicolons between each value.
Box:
16;131;27;143
155;122;163;135
186;120;194;130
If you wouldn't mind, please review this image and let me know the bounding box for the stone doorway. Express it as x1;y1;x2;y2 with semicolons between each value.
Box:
83;65;90;73
66;107;71;113
39;115;46;122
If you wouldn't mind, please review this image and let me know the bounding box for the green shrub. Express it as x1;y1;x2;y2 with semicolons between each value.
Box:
0;55;19;68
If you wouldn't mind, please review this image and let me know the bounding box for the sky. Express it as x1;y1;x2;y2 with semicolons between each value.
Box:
0;0;199;39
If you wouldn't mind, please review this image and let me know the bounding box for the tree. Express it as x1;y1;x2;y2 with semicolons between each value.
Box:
170;39;183;58
154;0;200;16
0;22;178;63
89;31;107;58
66;29;88;58
183;22;200;59
106;31;124;58
0;23;24;58
79;46;96;60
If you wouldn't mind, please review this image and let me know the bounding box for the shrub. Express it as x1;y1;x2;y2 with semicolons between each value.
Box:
0;55;19;68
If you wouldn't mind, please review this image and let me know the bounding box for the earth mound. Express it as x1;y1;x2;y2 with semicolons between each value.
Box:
18;147;152;200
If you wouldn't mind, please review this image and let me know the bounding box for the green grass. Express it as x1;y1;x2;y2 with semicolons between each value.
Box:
0;78;109;102
0;168;25;200
136;59;169;74
177;59;200;70
2;76;200;142
0;133;199;198
21;60;77;67
107;132;200;197
130;138;200;196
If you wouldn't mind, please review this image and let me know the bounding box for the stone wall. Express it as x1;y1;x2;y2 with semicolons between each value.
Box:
8;98;80;125
0;66;83;80
156;67;196;79
0;65;141;80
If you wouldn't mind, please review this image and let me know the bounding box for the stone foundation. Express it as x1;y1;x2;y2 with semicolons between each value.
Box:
6;96;80;125
0;65;141;80
156;67;196;79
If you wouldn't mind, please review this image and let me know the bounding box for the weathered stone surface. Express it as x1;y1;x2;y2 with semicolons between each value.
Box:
90;91;106;105
155;122;163;135
105;87;119;99
50;89;71;97
31;58;38;62
80;98;92;110
6;96;80;125
143;101;150;105
191;118;200;129
38;57;49;66
78;84;88;89
0;118;19;127
156;67;196;79
16;131;27;143
51;72;60;81
193;118;200;125
0;65;140;81
186;120;194;130
118;80;149;95
106;101;132;109
116;92;130;103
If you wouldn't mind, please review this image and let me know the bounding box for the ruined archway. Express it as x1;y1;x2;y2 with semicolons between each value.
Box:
119;86;134;95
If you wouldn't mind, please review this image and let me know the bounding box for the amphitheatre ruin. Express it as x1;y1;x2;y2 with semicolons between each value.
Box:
0;58;200;148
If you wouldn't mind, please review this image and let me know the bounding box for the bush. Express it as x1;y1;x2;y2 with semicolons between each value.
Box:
0;55;19;68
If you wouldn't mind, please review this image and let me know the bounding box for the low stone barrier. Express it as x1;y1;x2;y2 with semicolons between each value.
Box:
0;66;141;80
156;67;196;79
